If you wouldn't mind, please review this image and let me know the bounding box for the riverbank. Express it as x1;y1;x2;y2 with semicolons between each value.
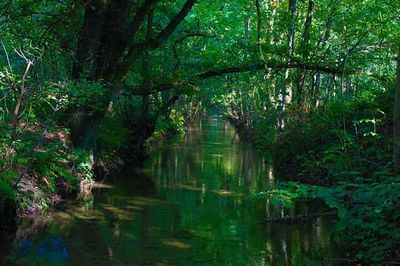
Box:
225;85;400;263
0;126;94;230
0;112;188;230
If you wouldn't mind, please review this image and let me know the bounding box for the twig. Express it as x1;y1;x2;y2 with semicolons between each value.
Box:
5;59;33;159
1;40;12;72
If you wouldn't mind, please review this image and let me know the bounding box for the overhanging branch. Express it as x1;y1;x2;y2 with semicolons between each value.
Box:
199;61;343;78
122;60;389;96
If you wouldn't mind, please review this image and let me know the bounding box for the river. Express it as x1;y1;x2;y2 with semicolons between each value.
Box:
0;119;341;265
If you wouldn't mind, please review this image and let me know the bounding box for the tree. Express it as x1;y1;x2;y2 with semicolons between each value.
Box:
69;0;197;153
393;47;400;174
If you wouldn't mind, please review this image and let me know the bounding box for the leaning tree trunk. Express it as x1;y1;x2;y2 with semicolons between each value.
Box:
393;47;400;174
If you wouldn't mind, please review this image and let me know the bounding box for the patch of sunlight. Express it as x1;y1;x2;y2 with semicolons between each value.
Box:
124;233;137;240
70;211;103;221
223;161;235;172
174;184;203;191
109;195;131;200
53;211;73;222
134;196;171;205
211;189;244;197
126;205;145;211
67;206;105;221
127;199;154;207
101;204;135;221
92;183;114;189
203;141;223;145
161;239;192;249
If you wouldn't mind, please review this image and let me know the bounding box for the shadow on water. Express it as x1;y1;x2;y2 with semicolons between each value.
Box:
0;118;342;265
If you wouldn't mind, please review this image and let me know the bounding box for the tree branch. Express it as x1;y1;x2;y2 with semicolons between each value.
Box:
125;0;159;42
148;0;198;48
198;61;345;78
121;60;389;96
121;0;197;71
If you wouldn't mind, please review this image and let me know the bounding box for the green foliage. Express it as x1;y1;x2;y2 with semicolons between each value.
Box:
253;108;279;148
274;85;393;184
71;150;94;182
97;116;131;149
0;48;84;212
251;182;311;208
256;180;400;265
33;142;79;192
0;180;16;200
67;81;109;111
152;109;186;141
96;115;131;168
255;83;399;264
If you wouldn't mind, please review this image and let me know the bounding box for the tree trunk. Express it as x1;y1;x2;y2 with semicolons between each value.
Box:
69;0;196;153
296;0;314;109
393;47;400;174
141;11;154;116
279;0;297;129
72;0;108;80
255;0;265;63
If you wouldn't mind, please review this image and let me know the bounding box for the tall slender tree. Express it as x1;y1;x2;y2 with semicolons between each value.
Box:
393;47;400;174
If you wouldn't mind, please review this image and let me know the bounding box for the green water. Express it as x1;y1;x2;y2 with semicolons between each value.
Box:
1;119;341;265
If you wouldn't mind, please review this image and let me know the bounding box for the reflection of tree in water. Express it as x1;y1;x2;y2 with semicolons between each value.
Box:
148;119;268;195
3;119;339;265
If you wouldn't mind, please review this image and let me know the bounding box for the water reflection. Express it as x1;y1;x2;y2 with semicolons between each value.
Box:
0;119;340;265
143;119;339;265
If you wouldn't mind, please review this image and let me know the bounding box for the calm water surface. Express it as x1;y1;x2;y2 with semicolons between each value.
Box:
1;119;341;265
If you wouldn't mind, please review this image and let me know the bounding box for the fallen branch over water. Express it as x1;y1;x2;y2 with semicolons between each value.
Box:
262;210;337;223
